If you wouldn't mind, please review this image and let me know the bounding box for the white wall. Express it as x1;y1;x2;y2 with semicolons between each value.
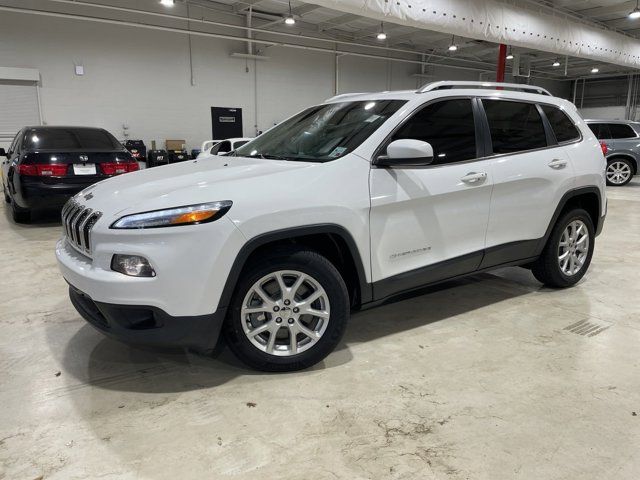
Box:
578;106;627;120
0;10;570;151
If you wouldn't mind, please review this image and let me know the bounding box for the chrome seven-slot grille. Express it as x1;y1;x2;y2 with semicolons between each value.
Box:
61;199;102;255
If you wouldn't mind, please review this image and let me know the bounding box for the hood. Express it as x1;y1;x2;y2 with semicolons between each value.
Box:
75;155;316;217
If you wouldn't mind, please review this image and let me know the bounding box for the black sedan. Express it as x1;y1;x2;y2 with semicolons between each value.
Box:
1;126;139;223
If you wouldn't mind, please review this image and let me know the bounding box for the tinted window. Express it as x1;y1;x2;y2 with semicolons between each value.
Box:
483;100;547;154
390;98;477;164
23;128;121;150
234;100;406;162
541;105;580;143
234;140;249;149
211;141;231;154
608;123;636;139
588;123;611;140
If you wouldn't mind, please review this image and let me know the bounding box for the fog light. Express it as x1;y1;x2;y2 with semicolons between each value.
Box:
111;254;156;277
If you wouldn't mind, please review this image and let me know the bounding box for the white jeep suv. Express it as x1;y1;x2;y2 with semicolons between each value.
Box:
56;81;606;371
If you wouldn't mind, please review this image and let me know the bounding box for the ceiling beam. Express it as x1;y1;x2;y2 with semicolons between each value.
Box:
317;13;361;31
573;1;636;18
292;4;321;17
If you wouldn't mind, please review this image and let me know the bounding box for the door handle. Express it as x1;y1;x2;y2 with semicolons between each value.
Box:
460;172;487;184
548;158;567;169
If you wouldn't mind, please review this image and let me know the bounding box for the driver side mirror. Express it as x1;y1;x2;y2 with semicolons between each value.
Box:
0;148;6;157
375;139;434;167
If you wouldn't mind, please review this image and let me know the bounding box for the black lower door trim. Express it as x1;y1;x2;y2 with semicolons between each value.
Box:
372;251;484;301
370;238;543;305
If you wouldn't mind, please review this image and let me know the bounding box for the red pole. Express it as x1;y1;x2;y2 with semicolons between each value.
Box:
496;43;507;82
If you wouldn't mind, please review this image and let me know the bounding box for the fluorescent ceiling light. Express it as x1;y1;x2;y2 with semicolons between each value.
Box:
377;32;387;40
160;0;174;6
506;53;514;60
591;67;599;73
552;60;561;67
630;1;640;18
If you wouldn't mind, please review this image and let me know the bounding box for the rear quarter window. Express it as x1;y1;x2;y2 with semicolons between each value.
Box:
540;105;581;143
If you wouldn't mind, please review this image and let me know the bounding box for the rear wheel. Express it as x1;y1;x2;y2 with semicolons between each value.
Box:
11;200;30;223
224;248;349;372
532;208;594;288
606;158;633;186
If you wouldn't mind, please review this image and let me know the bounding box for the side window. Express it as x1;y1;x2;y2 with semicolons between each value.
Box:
215;141;232;154
588;123;611;140
390;98;477;164
607;123;637;139
541;105;580;143
482;100;547;154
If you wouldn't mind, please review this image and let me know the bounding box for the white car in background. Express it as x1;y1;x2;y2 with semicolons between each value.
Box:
197;138;253;159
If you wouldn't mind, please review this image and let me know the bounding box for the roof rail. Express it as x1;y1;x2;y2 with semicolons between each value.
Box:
417;81;552;96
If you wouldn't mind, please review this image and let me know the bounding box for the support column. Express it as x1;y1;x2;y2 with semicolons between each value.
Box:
496;44;507;82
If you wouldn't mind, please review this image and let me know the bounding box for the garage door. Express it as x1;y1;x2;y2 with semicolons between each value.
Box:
0;81;41;145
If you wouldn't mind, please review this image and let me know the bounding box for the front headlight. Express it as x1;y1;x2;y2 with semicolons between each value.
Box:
110;201;232;229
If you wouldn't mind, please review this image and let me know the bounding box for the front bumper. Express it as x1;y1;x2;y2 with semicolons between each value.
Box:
69;285;225;351
55;214;244;317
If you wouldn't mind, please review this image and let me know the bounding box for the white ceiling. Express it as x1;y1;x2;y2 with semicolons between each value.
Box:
4;0;640;80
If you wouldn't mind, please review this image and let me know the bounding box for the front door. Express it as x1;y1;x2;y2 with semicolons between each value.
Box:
369;98;493;299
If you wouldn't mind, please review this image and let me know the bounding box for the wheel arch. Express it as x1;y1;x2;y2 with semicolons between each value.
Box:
536;186;603;256
217;224;372;311
606;153;638;175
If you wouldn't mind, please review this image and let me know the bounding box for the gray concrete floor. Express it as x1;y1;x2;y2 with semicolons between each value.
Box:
1;181;639;480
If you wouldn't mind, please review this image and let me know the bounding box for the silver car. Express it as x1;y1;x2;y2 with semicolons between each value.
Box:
585;119;639;186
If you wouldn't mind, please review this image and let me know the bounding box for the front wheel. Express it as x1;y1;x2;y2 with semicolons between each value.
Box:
224;248;349;372
532;209;594;288
606;158;633;186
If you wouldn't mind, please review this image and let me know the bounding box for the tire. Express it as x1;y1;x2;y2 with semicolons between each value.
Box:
223;247;349;372
606;158;633;186
11;198;31;223
532;208;594;288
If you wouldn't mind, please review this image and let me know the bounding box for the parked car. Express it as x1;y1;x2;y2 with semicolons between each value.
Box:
196;137;253;159
123;140;147;162
584;119;639;186
56;81;606;372
2;126;138;223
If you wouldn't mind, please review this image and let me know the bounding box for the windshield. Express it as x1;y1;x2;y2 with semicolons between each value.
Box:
233;100;406;162
23;128;122;150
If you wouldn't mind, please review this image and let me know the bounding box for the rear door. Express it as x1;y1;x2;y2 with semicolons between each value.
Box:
369;97;494;298
605;122;640;154
481;99;576;264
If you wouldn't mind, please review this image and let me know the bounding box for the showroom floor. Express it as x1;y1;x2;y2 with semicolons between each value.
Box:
1;181;639;480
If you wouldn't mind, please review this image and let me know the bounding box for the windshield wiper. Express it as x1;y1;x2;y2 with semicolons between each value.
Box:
247;153;298;161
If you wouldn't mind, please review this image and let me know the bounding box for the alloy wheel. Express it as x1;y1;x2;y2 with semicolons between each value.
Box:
557;220;590;276
240;270;330;356
606;161;632;185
